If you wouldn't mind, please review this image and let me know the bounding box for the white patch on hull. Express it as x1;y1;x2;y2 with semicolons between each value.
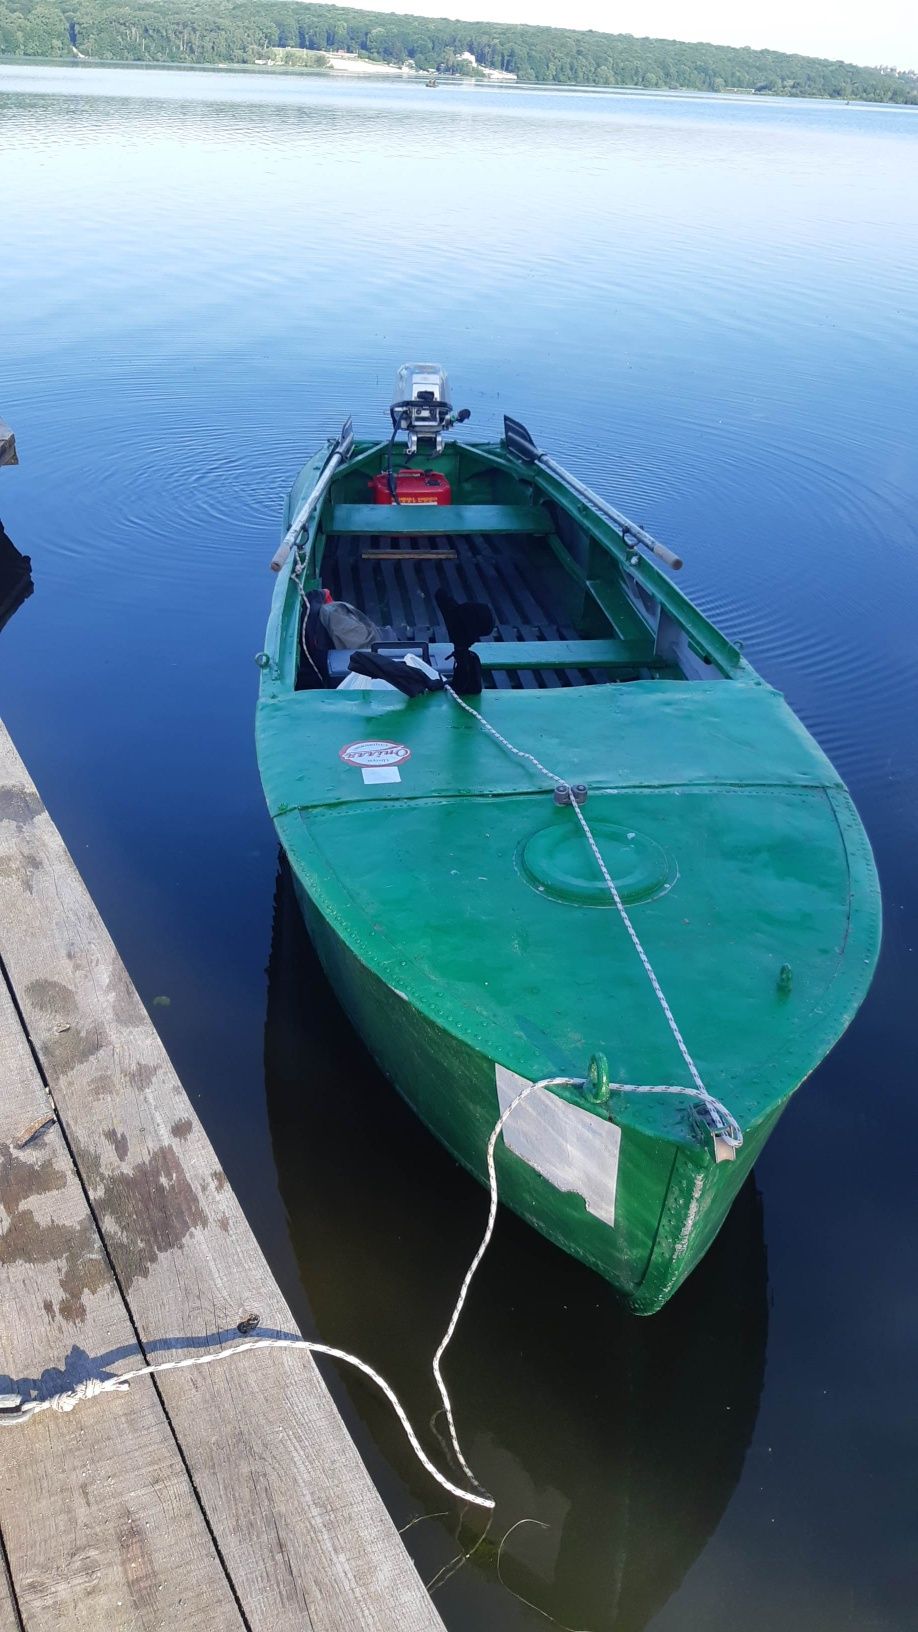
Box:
495;1065;621;1227
361;765;401;784
673;1171;706;1263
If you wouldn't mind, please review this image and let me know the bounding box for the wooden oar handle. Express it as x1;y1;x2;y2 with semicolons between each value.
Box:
649;541;683;571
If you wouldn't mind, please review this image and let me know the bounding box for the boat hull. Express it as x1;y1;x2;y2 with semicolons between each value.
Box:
290;870;781;1314
257;432;881;1312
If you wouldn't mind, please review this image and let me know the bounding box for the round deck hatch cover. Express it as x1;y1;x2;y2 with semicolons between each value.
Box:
520;819;674;907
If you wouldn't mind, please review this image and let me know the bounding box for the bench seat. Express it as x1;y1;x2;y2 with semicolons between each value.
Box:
328;503;552;537
475;638;660;671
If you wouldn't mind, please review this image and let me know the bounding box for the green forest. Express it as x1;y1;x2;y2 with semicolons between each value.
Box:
2;0;917;103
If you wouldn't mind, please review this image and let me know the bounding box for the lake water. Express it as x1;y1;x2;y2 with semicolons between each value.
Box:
2;64;917;1630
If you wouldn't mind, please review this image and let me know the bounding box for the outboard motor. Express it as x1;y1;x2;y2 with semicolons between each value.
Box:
390;364;470;456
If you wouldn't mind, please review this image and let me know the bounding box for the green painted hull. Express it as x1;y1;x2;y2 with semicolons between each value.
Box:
291;872;779;1313
256;431;881;1313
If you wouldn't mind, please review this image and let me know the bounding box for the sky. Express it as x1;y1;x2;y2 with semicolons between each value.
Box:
353;1;918;70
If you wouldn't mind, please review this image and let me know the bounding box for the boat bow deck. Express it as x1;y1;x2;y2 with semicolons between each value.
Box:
258;679;877;1141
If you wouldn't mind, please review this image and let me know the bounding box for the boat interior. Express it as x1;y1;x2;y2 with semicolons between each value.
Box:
292;436;732;693
322;525;661;691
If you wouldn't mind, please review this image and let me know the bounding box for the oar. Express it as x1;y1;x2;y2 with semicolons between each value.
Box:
270;417;355;572
503;415;683;571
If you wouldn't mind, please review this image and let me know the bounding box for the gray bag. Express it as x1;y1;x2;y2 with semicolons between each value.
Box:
319;599;381;650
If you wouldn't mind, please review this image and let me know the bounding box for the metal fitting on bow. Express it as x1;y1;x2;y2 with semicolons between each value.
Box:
692;1097;743;1163
554;782;588;807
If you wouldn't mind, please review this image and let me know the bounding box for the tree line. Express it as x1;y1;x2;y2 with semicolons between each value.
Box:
2;0;917;104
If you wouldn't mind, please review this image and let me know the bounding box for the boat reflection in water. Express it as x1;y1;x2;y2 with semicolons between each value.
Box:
0;517;32;636
264;864;768;1629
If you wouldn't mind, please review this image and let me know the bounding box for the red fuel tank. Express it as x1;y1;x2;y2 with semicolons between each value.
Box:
370;470;452;506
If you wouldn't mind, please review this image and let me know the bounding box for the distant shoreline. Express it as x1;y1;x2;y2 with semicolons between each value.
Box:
2;56;916;110
2;0;915;105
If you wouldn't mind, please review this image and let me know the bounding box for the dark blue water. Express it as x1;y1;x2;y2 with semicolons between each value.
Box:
2;65;917;1630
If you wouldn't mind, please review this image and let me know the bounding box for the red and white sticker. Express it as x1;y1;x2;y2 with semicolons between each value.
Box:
339;740;411;784
339;740;411;768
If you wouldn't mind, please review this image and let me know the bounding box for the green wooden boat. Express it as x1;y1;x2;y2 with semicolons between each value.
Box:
256;366;881;1314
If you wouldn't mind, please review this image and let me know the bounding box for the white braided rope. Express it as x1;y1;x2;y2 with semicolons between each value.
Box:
1;1079;574;1513
567;797;706;1095
1;1337;489;1505
443;685;742;1145
445;686;567;785
432;1076;580;1488
293;558;325;687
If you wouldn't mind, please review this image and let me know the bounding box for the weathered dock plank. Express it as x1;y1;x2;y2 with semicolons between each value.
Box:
0;977;246;1632
0;720;444;1632
0;1548;21;1632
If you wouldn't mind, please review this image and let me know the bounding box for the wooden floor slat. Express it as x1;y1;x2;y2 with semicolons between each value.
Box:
0;721;444;1632
322;530;613;691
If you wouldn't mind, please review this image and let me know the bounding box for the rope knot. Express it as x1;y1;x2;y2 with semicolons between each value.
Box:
49;1376;128;1413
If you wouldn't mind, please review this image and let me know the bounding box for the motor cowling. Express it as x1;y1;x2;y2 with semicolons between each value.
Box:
390;363;469;454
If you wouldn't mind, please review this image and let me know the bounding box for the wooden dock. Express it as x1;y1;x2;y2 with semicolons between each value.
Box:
0;718;445;1632
0;421;16;467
